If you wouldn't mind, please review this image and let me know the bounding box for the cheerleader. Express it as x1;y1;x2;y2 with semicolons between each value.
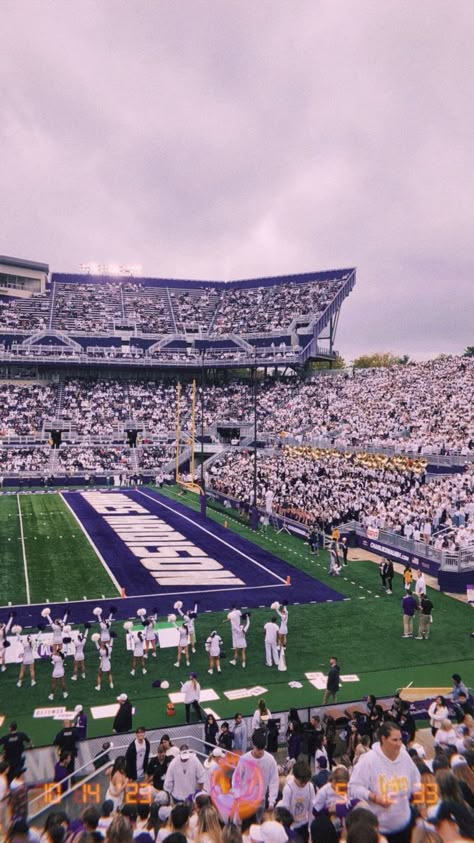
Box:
169;615;190;667
41;608;69;653
71;628;89;681
175;601;198;653
273;601;289;648
130;631;147;676
137;608;158;658
93;606;116;644
16;628;37;688
49;650;68;700
0;612;14;672
205;631;223;675
229;612;250;668
93;635;114;691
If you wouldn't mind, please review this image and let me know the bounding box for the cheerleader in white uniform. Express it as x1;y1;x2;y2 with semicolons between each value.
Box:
137;608;158;658
95;638;113;691
171;617;190;668
93;607;116;644
49;651;68;700
229;613;250;668
175;602;198;653
71;628;89;681
205;631;223;674
276;602;289;648
0;612;14;672
42;608;69;654
16;630;37;688
130;631;147;676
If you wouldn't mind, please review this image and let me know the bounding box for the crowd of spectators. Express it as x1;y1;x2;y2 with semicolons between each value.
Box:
0;447;50;473
0;275;346;337
213;278;345;334
262;357;474;456
208;446;474;549
4;680;474;842
57;446;132;473
0;382;58;436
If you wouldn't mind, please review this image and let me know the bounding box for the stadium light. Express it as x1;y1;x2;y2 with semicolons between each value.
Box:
79;263;143;276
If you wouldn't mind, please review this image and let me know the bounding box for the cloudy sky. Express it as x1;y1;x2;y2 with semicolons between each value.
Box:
1;1;472;361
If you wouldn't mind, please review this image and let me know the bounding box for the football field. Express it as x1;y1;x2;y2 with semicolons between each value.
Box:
0;487;472;745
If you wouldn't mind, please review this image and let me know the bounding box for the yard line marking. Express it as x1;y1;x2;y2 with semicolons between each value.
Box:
17;495;31;604
60;493;122;595
136;489;288;584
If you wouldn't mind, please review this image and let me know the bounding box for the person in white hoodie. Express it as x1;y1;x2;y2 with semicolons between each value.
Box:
277;759;314;836
348;722;421;843
163;745;205;803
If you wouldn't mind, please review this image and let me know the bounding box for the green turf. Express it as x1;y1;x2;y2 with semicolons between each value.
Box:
0;487;472;745
0;494;28;604
0;494;120;604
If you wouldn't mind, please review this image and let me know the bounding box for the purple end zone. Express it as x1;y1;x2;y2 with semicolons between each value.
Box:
10;488;344;628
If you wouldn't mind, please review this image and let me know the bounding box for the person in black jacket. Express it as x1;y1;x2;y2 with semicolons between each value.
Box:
53;719;80;776
0;722;32;782
125;727;150;781
323;657;340;705
146;743;170;792
113;693;133;734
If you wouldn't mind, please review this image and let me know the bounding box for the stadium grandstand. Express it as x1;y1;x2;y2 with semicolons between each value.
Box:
0;257;474;839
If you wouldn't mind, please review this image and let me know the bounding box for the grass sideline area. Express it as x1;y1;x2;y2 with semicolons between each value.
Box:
0;486;472;744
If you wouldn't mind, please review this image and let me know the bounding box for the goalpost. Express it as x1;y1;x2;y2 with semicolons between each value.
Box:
175;380;206;503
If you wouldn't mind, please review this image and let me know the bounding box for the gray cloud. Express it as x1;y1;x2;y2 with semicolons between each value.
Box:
0;0;472;359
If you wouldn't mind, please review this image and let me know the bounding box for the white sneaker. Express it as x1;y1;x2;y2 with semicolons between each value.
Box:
48;693;54;700
95;685;101;690
174;662;179;668
16;681;22;688
82;673;86;679
110;682;114;689
31;681;36;687
71;675;77;681
142;669;147;675
186;661;190;667
130;669;135;676
192;648;196;654
242;663;246;668
1;665;6;672
229;660;236;666
144;653;148;659
63;692;68;699
152;652;156;658
208;669;213;674
217;667;221;672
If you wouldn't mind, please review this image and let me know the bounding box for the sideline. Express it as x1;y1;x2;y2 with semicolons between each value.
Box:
17;494;31;604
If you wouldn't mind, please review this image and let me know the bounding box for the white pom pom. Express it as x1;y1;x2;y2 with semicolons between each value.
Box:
63;625;72;633
173;601;183;610
12;625;22;635
91;632;100;643
161;680;170;690
167;614;177;623
92;607;102;617
271;601;280;611
41;608;51;618
137;608;146;617
123;621;133;631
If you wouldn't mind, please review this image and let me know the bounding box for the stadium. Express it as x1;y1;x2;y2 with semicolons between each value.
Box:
0;255;473;834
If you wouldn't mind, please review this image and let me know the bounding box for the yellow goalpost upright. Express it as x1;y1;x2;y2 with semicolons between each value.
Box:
175;380;205;496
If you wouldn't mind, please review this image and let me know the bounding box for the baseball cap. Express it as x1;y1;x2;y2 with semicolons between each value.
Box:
250;821;288;843
180;744;191;761
117;693;128;702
